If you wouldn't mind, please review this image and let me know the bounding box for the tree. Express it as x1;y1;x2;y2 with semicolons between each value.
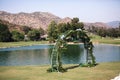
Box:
87;25;120;38
57;23;67;34
97;27;106;37
47;18;85;42
11;30;24;41
77;22;84;30
27;29;40;41
105;28;119;38
21;26;31;34
0;23;12;42
71;17;79;23
119;23;120;30
71;18;85;30
70;18;85;40
47;21;58;42
39;27;45;36
66;22;72;30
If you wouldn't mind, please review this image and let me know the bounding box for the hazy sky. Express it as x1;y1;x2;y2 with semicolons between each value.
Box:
0;0;120;22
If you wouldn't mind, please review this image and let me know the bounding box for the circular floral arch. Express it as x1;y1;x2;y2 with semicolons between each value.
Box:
47;29;96;72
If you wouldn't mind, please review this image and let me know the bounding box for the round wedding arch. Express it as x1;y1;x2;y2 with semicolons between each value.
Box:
48;29;96;72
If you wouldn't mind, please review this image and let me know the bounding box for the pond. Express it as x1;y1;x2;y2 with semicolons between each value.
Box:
0;44;120;66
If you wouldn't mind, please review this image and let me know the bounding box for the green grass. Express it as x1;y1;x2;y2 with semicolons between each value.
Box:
92;38;120;45
0;62;120;80
0;37;120;48
89;33;120;45
0;41;50;48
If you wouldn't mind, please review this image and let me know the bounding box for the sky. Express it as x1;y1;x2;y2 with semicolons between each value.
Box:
0;0;120;22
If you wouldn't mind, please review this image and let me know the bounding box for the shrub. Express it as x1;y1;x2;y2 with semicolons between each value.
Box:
27;29;40;41
11;30;24;41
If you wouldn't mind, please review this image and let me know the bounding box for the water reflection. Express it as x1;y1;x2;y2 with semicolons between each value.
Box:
94;44;120;62
0;49;50;66
0;44;120;66
62;45;84;64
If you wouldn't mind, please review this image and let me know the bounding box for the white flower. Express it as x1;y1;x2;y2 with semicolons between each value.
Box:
61;35;65;40
76;28;81;31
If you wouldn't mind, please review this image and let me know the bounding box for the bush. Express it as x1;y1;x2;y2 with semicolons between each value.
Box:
11;30;24;41
21;26;31;34
27;29;40;41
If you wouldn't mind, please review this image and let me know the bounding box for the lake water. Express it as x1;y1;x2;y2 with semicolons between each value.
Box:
0;44;120;66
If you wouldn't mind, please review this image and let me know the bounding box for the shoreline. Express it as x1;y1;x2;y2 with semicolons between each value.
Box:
0;42;120;49
92;42;120;46
0;61;120;67
0;43;54;49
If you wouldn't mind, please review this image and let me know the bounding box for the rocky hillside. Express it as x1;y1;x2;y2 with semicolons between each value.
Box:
107;21;120;28
84;22;110;29
0;11;119;31
0;11;62;30
59;17;71;23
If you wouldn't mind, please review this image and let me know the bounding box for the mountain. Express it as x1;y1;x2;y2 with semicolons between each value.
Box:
0;11;119;30
84;21;120;29
84;22;110;29
59;17;71;23
106;21;120;28
0;11;62;30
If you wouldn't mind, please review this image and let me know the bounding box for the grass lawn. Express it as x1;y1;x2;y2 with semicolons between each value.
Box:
89;34;120;45
0;62;120;80
0;38;120;48
0;41;50;48
92;38;120;45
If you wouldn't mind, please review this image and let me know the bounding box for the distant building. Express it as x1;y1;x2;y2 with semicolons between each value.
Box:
24;35;29;41
41;34;48;40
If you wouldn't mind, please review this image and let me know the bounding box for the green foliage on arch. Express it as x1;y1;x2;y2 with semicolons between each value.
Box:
47;29;96;72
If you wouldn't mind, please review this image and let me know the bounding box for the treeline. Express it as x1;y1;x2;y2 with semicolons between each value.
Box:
0;17;84;42
0;23;45;42
87;26;120;38
0;17;120;42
